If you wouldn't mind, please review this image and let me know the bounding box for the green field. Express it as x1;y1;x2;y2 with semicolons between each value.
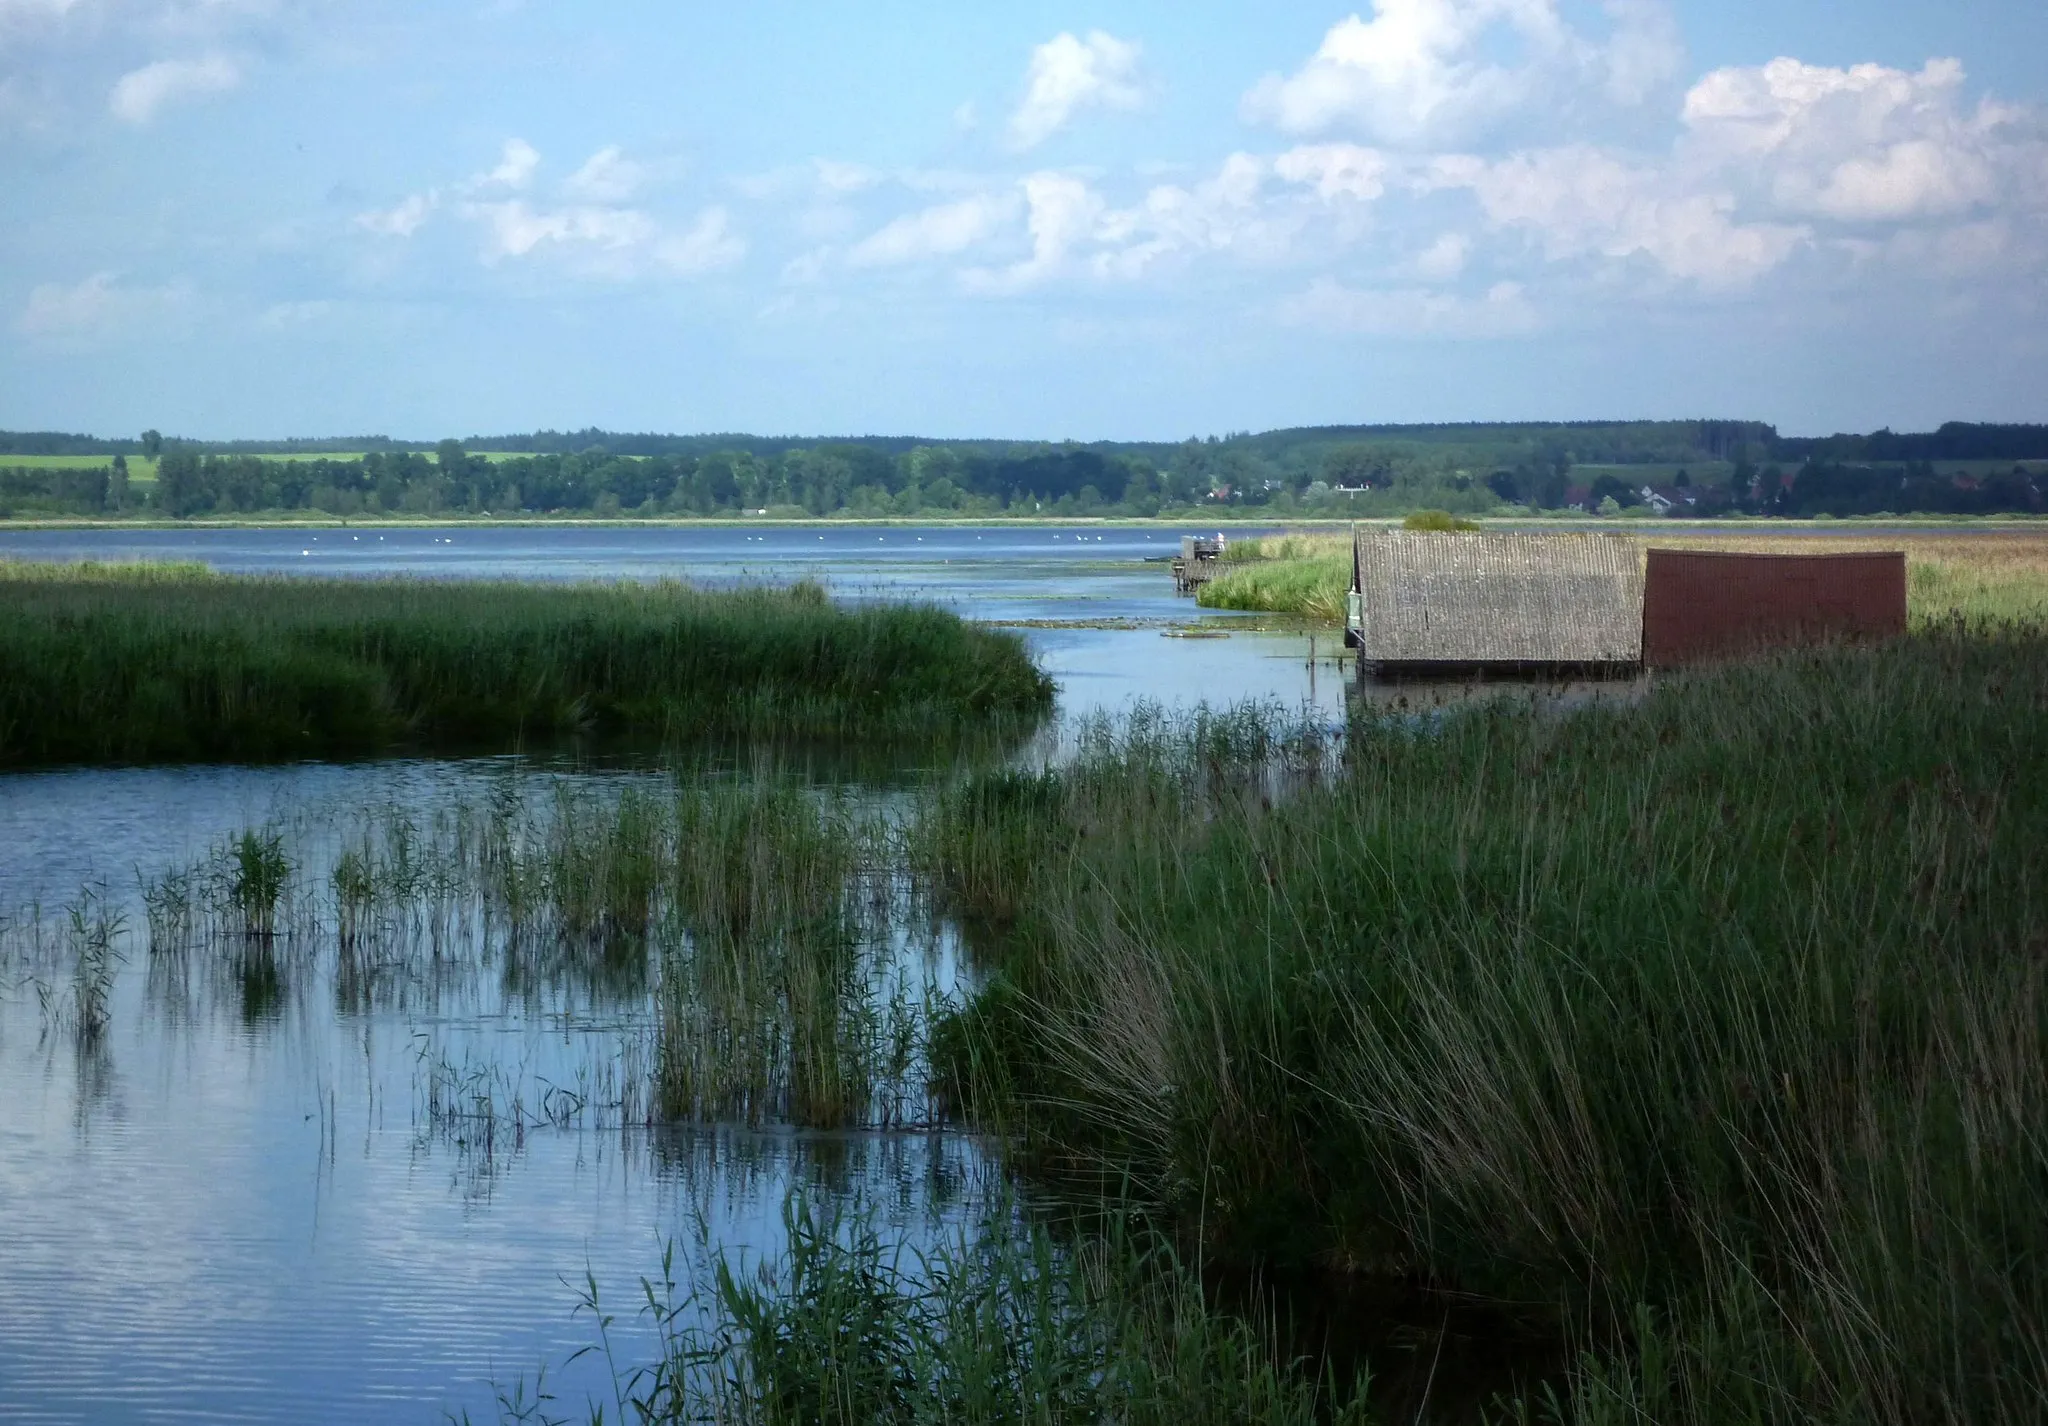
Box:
0;453;159;481
230;450;542;463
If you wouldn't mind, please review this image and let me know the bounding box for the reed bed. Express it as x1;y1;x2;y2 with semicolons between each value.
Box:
119;773;942;1130
482;1190;1374;1426
0;562;1053;766
913;622;2048;1423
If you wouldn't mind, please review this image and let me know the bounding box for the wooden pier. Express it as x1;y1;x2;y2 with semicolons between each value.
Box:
1171;535;1226;594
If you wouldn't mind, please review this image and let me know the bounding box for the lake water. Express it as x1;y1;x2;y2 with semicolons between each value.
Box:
0;524;1347;1424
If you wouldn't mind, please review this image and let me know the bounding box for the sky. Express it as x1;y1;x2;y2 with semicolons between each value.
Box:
2;0;2045;442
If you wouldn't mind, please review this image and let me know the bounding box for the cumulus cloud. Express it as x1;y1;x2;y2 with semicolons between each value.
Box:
1242;0;1681;147
848;194;1013;267
1094;153;1296;277
964;172;1103;290
108;52;240;123
17;270;190;336
1279;276;1539;337
469;199;656;260
563;145;645;203
1008;30;1144;151
465;191;741;276
475;137;541;191
1680;57;2039;224
1272;143;1389;201
1440;145;1808;286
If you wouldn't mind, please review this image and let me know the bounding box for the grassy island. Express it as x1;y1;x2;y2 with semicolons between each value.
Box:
0;562;1053;766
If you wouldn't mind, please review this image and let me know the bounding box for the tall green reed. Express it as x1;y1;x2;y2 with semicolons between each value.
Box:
917;623;2048;1423
0;565;1053;766
484;1189;1375;1426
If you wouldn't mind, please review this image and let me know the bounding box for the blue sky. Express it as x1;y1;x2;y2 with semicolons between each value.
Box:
2;1;2044;440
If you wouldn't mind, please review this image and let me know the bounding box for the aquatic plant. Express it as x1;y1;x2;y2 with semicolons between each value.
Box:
0;564;1054;766
226;830;290;939
65;886;123;1043
918;623;2048;1422
493;1190;1375;1426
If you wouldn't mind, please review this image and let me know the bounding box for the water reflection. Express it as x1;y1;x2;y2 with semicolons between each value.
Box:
0;524;1367;1424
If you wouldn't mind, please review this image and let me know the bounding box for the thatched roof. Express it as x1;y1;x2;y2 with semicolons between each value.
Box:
1353;531;1644;666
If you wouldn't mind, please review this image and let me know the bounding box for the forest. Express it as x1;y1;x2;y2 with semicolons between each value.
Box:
0;420;2042;520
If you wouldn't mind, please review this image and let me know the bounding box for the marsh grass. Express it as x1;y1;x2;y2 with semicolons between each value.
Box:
0;563;1053;766
479;1189;1374;1426
915;623;2048;1422
65;886;123;1043
118;772;946;1130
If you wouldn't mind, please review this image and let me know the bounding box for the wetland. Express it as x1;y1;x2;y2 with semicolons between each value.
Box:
3;523;2045;1424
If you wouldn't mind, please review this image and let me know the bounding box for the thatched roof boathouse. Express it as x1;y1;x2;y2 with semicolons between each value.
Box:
1347;530;1645;675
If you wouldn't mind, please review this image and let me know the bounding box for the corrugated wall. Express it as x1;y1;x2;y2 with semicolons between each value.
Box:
1642;549;1906;667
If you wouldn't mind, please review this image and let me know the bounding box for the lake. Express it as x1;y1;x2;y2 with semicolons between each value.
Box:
0;523;1342;1424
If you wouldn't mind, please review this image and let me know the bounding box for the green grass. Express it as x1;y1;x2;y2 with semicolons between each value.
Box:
0;563;1053;765
1200;529;2048;625
914;625;2048;1422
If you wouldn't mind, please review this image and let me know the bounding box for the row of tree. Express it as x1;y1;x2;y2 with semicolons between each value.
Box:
1;423;2042;519
13;419;2043;468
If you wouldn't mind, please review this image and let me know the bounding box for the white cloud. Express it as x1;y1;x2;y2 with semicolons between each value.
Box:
656;207;745;273
1412;231;1471;279
469;199;654;260
813;159;881;194
1242;0;1681;147
1008;30;1144;151
355;191;437;238
1094;153;1294;277
1279;276;1539;337
108;52;240;124
1680;57;2038;224
17;270;190;336
849;194;1013;267
1273;143;1389;201
563;145;644;204
462;195;741;277
1445;145;1808;286
965;172;1103;291
475;137;540;192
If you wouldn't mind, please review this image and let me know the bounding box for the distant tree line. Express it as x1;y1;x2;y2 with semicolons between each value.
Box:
0;420;2042;520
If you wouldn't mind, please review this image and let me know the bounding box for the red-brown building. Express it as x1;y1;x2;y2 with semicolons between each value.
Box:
1642;548;1906;667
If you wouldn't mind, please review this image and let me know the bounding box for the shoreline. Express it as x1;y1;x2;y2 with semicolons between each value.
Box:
3;513;2046;533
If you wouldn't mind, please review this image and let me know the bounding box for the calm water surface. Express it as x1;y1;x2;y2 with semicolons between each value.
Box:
0;525;1344;1424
